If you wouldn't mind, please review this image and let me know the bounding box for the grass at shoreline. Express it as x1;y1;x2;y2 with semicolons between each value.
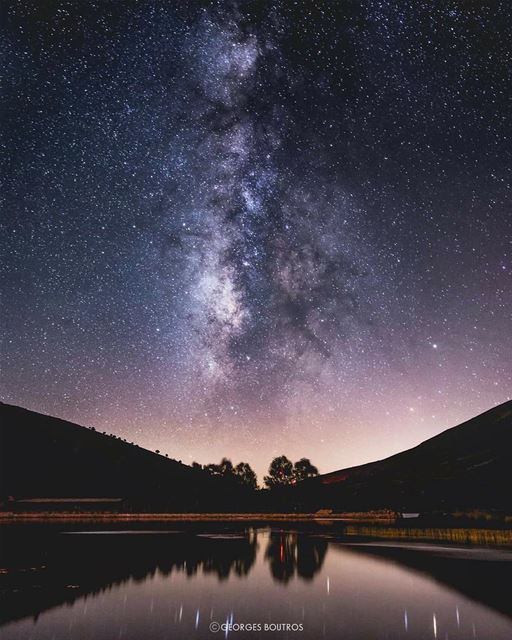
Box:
0;511;377;522
2;511;512;545
343;525;512;545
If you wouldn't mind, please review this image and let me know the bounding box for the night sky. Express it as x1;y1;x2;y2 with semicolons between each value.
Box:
2;1;511;479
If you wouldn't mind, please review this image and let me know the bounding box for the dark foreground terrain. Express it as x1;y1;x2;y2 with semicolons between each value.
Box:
1;400;511;513
300;400;512;511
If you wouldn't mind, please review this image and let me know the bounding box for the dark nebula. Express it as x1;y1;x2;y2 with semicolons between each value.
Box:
1;1;511;475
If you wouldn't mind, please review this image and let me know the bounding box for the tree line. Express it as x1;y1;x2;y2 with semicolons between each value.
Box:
87;426;319;490
192;455;318;490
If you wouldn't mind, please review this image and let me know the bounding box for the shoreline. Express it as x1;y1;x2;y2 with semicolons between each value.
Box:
0;511;390;522
1;512;512;545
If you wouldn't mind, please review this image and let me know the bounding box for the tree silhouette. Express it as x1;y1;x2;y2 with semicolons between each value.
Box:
234;462;258;489
203;462;221;476
264;455;294;488
219;458;235;477
203;458;234;478
202;459;258;489
293;458;319;482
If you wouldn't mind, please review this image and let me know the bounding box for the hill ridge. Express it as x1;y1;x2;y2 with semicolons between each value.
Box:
320;399;512;484
0;402;248;511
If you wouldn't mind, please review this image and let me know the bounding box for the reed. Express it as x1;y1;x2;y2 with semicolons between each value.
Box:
344;525;512;545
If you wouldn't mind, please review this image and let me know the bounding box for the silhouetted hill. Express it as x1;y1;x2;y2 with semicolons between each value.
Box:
2;401;511;513
298;401;512;511
0;403;249;511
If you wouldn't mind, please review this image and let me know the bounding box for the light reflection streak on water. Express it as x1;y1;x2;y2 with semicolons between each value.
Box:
224;611;234;639
1;528;512;640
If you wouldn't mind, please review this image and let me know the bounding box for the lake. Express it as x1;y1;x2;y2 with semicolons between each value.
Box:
0;522;511;639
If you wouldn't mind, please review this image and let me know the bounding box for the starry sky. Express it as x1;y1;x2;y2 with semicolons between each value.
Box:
1;1;511;479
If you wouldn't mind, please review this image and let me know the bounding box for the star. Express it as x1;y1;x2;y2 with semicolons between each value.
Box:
1;0;510;478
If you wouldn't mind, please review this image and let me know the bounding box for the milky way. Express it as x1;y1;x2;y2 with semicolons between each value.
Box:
2;2;511;477
168;9;381;419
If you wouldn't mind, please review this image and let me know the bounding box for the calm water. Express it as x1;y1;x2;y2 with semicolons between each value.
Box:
0;523;511;640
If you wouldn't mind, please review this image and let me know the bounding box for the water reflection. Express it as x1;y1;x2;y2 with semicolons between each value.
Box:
0;524;511;640
265;531;327;583
0;525;259;626
341;541;512;621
